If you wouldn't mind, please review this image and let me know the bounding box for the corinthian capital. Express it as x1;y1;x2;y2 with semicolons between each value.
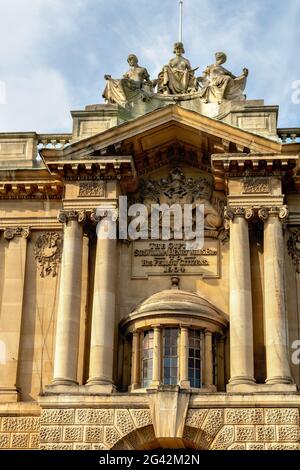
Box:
258;206;289;222
90;208;119;224
57;210;86;224
225;206;254;221
4;227;31;240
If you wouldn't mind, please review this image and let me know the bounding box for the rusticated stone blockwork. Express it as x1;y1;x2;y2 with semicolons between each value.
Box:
0;415;40;449
0;407;300;450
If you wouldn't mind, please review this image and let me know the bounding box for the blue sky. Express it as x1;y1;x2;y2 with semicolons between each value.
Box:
0;0;299;132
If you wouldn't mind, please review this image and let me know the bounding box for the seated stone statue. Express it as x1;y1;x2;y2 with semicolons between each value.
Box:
198;52;248;103
102;54;152;106
156;42;199;95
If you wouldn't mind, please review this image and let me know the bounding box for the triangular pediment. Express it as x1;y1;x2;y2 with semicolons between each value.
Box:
42;105;283;162
40;104;299;191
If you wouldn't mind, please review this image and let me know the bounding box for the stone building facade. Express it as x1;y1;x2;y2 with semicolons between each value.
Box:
0;45;300;450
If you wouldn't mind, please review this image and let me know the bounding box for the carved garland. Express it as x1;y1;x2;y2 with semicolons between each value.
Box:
34;232;63;278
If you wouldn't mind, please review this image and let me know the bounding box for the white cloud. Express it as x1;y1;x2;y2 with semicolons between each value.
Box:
0;67;72;132
0;0;299;131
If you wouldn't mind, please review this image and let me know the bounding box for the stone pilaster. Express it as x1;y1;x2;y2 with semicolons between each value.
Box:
0;228;30;402
259;206;296;390
87;210;117;392
226;207;256;391
51;211;85;388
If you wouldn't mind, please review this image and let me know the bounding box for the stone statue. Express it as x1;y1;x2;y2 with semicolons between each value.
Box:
156;42;199;95
102;54;152;106
198;52;248;103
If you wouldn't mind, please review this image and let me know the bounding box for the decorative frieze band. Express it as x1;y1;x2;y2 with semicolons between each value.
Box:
57;210;86;224
3;227;31;240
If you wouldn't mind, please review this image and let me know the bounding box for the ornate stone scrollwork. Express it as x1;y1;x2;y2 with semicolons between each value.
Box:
243;178;270;194
287;229;300;273
90;209;119;224
224;206;254;221
4;227;31;240
258;206;289;222
78;182;106;198
34;232;63;278
258;207;269;221
57;210;86;224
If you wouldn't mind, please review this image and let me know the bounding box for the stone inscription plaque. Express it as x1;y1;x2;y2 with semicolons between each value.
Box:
131;239;220;279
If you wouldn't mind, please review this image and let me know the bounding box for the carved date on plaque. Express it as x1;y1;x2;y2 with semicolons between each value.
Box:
78;182;105;198
132;240;219;279
34;232;62;278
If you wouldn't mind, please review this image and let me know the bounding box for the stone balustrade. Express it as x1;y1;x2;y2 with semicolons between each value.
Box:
278;128;300;143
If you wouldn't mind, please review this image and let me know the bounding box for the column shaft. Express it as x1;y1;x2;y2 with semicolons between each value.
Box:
228;212;255;388
151;327;161;387
179;327;190;388
130;332;140;390
217;337;226;392
264;213;293;385
88;229;117;390
204;331;214;388
53;217;83;385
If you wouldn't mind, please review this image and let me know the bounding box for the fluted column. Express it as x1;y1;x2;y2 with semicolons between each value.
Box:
52;210;85;387
0;228;30;402
259;207;295;388
151;326;161;387
87;211;117;392
204;330;214;389
130;332;140;391
226;207;256;390
179;326;190;388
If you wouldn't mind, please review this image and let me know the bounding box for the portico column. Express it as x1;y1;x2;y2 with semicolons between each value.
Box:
0;228;30;402
259;207;295;387
130;332;140;391
151;326;161;387
204;330;214;389
179;326;190;388
226;207;256;389
52;210;85;386
87;211;117;391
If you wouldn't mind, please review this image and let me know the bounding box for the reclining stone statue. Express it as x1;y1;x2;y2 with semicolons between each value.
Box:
198;52;248;103
155;42;199;95
103;54;153;106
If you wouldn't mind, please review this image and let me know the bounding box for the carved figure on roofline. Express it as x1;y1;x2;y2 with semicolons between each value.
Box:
198;52;248;103
155;42;199;95
103;54;153;106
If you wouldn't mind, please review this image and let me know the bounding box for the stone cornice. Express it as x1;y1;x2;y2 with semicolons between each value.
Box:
211;153;298;191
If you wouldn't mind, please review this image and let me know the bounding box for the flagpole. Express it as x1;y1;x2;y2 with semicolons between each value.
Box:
179;1;183;43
